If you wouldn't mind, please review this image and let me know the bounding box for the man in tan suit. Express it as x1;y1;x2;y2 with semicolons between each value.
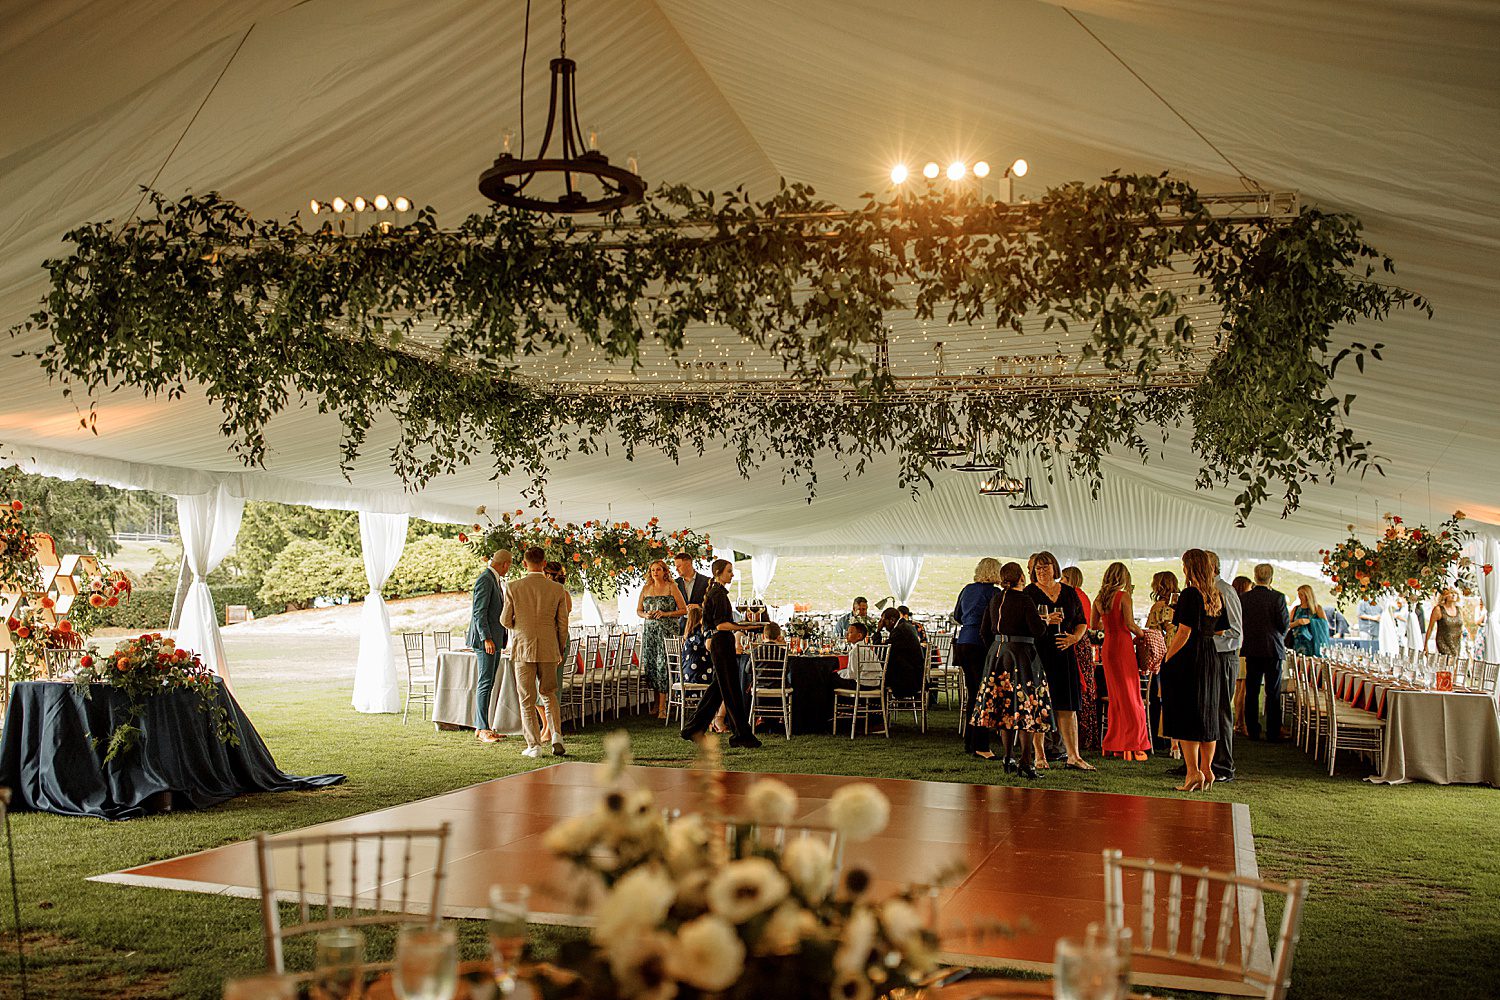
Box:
499;545;571;758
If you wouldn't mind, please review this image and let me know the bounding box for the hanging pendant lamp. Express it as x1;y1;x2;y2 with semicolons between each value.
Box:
1008;477;1049;510
478;0;646;214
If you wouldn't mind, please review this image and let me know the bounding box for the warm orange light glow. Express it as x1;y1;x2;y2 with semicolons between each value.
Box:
922;161;940;179
331;197;348;213
1011;158;1028;177
946;161;967;180
889;163;909;184
973;161;991;178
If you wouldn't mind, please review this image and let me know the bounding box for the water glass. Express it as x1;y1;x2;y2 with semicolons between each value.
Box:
489;885;530;993
315;927;366;999
1054;928;1130;1000
393;924;458;1000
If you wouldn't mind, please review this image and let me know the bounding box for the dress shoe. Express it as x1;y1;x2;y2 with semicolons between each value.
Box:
729;734;763;749
1016;763;1040;780
551;742;567;757
1002;757;1018;774
521;746;542;759
1213;773;1235;783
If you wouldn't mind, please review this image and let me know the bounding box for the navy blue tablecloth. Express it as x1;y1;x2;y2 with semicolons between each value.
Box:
0;679;345;820
786;655;839;734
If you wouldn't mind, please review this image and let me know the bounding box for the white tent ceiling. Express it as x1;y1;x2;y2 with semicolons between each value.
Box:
1;0;1497;559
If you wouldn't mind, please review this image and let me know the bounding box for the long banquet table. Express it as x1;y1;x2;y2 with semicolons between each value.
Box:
1331;667;1500;786
0;679;345;820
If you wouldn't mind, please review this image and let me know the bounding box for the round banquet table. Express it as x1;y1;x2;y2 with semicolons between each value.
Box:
431;649;523;736
784;654;843;734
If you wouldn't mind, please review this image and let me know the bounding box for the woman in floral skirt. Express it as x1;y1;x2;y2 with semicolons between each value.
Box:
970;561;1053;779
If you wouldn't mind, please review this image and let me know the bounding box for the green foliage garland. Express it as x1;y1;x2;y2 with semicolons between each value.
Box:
12;174;1428;517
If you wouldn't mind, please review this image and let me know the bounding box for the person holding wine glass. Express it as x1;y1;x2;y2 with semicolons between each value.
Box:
1024;551;1092;771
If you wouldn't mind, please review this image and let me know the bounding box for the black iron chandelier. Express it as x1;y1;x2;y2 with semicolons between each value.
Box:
478;0;646;214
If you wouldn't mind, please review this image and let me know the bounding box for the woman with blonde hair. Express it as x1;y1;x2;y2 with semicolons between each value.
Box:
1289;584;1331;656
1160;549;1227;791
952;558;1003;756
637;558;688;718
1424;587;1464;656
1024;551;1091;770
1092;562;1151;761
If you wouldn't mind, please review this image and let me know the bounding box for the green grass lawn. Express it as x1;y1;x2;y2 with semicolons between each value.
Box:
2;675;1497;999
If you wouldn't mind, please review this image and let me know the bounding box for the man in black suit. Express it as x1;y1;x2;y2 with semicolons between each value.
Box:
466;549;511;743
1240;562;1291;742
673;552;710;608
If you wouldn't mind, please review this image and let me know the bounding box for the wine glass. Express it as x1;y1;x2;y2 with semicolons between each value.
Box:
315;927;366;1000
393;924;458;1000
489;885;530;994
1054;926;1130;1000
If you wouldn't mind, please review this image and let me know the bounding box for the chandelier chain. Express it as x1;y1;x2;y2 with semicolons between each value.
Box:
560;0;567;58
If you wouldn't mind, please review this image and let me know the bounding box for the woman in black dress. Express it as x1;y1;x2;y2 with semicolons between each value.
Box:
1160;548;1228;791
970;562;1052;777
1024;551;1092;771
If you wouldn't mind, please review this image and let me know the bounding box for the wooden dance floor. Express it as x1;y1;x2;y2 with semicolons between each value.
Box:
95;763;1266;995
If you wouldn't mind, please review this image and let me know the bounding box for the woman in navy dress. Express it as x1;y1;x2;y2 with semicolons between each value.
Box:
952;558;1002;755
1024;551;1091;771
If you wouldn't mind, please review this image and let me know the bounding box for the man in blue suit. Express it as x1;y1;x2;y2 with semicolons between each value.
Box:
467;549;512;743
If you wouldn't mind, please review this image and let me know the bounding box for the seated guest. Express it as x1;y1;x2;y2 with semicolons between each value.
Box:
1290;585;1331;656
837;621;871;682
761;621;786;644
878;607;925;697
897;605;927;641
837;597;871;636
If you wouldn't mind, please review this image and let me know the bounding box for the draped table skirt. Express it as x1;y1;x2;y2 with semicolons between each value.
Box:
432;650;522;735
1332;668;1500;786
0;679;344;820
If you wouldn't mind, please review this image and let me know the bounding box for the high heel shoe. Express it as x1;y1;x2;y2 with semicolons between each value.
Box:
1017;762;1040;780
1174;777;1202;792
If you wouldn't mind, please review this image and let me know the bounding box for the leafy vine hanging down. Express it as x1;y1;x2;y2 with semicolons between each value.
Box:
11;173;1428;517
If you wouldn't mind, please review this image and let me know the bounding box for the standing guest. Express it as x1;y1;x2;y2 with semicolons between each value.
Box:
1092;562;1151;761
498;546;569;758
971;561;1052;776
681;559;761;748
466;549;512;745
638;559;688;719
1161;549;1227;791
1205;552;1243;783
539;561;574;744
1061;565;1100;754
953;559;1003;756
1289;586;1331;656
1424;587;1464;656
1145;571;1180;756
1025;551;1092;771
837;597;871;636
1239;564;1290;742
1327;605;1351;637
877;607;924;698
673;553;711;609
1231;576;1253;738
1356;597;1383;641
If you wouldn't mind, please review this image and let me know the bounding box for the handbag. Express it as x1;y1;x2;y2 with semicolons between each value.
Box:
1134;629;1166;675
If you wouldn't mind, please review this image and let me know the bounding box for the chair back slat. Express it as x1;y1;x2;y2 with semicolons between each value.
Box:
1102;849;1310;1000
750;642;788;688
256;825;451;973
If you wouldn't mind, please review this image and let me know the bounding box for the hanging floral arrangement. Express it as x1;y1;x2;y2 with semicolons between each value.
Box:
462;507;712;590
1321;512;1487;602
0;499;39;592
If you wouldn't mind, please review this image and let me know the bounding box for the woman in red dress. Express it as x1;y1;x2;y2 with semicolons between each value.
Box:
1092;562;1151;761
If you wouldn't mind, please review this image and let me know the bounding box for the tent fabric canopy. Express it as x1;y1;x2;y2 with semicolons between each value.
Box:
1;1;1497;559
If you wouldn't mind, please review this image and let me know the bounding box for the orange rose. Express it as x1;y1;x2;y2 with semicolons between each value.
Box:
15;626;29;639
458;533;468;543
40;596;54;610
572;553;582;562
9;500;21;512
57;620;72;634
89;594;105;607
79;654;93;669
1406;578;1420;588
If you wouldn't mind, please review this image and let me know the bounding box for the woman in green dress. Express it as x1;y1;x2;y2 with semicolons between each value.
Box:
637;559;688;718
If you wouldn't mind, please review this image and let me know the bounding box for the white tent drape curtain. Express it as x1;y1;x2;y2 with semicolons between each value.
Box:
352;511;408;714
750;552;778;600
617;578;645;626
881;553;923;605
582;589;604;627
173;484;243;681
1481;536;1500;660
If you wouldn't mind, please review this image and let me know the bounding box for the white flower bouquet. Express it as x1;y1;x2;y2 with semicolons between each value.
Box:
534;735;974;1000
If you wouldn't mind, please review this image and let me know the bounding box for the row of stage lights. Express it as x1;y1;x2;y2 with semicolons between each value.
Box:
889;158;1028;185
309;195;413;215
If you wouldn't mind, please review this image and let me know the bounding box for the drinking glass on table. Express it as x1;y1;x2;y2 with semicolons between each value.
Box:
489;885;530;994
315;927;366;999
393;924;458;1000
1054;923;1130;1000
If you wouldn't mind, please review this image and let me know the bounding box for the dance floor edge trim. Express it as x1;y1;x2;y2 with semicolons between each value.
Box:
90;763;1267;997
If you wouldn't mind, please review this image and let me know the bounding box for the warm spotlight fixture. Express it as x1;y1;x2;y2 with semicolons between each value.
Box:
309;199;322;215
352;197;368;212
331;197;348;213
890;163;909;184
393;196;411;212
973;160;991;178
477;0;646;213
307;195;413;221
373;194;390;211
922;161;940;179
1008;158;1028;178
946;161;967;181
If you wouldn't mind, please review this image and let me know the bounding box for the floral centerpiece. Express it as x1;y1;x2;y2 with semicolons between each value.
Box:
532;734;987;1000
463;508;713;593
1321;512;1487;602
785;616;823;643
6;601;83;681
72;632;237;762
